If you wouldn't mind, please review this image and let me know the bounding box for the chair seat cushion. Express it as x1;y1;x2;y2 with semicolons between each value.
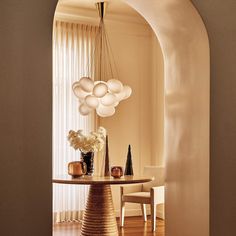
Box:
122;192;151;204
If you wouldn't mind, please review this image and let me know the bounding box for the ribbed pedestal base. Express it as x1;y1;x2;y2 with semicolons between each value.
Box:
81;184;118;236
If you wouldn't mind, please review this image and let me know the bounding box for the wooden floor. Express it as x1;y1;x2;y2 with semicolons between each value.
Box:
53;216;165;236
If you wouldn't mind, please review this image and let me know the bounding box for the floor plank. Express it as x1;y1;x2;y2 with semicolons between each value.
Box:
53;216;165;236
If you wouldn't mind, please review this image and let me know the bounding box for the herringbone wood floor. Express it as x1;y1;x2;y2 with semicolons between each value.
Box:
53;216;165;236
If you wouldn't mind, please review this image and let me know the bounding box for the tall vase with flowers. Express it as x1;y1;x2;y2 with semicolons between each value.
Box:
67;127;106;176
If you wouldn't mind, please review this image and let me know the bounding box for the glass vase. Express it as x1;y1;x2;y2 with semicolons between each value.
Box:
81;152;94;176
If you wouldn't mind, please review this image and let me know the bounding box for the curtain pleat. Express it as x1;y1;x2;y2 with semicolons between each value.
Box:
53;21;98;223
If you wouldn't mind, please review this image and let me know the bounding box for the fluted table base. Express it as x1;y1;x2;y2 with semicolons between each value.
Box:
53;176;153;235
81;184;118;236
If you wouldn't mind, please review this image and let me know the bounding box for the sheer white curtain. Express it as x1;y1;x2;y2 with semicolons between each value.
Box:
53;21;98;223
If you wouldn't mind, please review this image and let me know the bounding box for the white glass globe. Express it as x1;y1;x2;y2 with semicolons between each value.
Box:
100;93;117;106
79;103;92;116
73;86;89;99
107;79;123;93
93;82;108;98
79;77;94;92
72;81;80;91
79;98;85;104
115;89;126;101
113;101;119;107
96;104;115;117
85;95;99;109
123;85;132;99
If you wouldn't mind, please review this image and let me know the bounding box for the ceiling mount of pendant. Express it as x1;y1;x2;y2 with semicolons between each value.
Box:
96;1;107;19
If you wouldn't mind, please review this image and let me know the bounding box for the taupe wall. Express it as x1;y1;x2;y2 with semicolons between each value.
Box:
0;0;236;236
0;0;57;235
192;1;236;236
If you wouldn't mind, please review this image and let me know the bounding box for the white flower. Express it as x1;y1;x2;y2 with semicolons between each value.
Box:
97;126;107;137
67;127;106;154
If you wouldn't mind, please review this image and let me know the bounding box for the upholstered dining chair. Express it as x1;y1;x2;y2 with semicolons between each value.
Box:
120;166;165;232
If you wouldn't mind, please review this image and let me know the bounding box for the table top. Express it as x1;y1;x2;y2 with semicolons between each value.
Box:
53;175;153;185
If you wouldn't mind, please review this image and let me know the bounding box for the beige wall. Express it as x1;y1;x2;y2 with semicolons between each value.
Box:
125;1;210;236
99;22;153;176
97;17;164;217
151;32;164;166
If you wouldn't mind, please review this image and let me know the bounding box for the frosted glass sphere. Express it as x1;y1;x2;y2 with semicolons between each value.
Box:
79;98;85;104
100;93;117;106
113;101;119;107
79;103;92;116
79;77;94;92
85;95;99;109
115;89;126;101
123;85;132;99
93;82;108;98
96;104;115;117
73;86;89;99
107;79;123;93
72;81;80;91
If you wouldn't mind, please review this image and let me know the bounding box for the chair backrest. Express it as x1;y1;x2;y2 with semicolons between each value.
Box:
142;166;165;192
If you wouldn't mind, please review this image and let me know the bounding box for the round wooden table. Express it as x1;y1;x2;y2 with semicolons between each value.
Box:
53;175;153;236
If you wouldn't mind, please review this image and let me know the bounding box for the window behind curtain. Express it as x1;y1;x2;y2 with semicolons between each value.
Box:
53;21;98;222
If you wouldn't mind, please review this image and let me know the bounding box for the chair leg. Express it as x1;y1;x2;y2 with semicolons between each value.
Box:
151;203;157;232
120;201;125;227
140;204;147;222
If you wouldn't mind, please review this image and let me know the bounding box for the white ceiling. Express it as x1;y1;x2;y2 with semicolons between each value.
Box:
58;0;144;18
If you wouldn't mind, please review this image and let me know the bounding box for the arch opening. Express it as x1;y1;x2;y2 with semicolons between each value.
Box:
52;0;210;235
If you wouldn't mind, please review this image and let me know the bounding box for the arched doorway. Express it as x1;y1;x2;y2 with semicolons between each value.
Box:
53;0;209;235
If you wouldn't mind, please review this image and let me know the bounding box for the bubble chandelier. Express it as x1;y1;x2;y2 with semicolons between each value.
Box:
72;2;132;117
